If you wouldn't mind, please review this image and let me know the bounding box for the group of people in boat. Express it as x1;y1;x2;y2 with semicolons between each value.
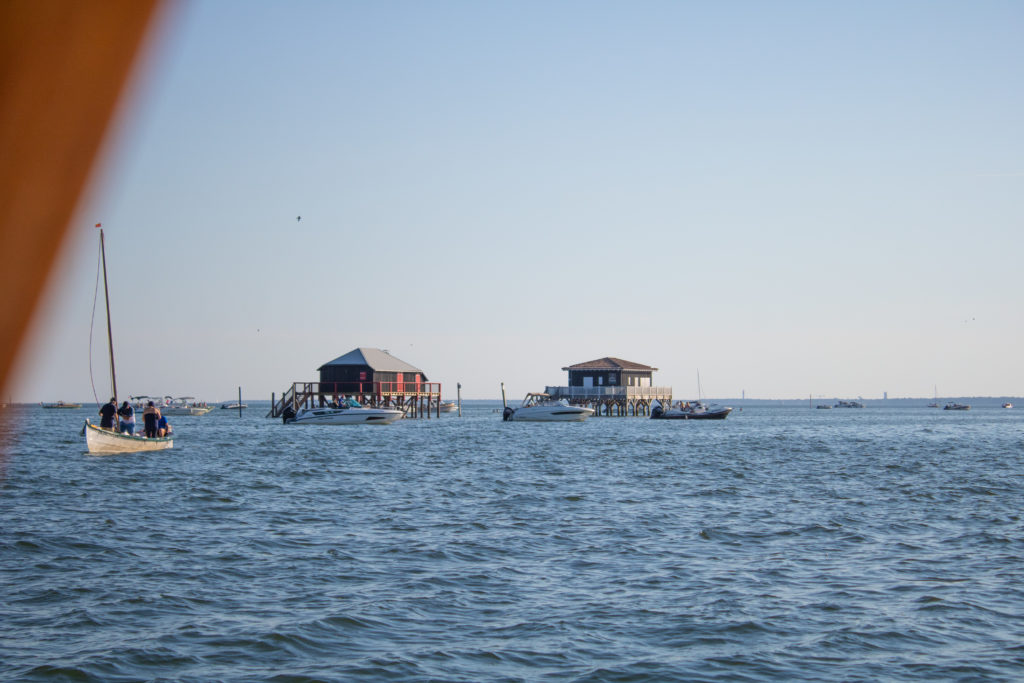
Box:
98;398;172;438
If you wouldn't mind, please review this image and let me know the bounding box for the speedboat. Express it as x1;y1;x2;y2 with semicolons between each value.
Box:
502;393;594;422
220;402;248;410
1003;402;1013;409
159;397;212;416
439;401;458;413
284;397;404;425
943;402;970;411
651;399;732;420
834;400;864;408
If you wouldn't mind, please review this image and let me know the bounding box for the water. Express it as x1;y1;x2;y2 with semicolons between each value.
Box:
2;403;1023;681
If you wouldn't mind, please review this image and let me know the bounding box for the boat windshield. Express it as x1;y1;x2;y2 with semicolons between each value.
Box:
345;397;362;408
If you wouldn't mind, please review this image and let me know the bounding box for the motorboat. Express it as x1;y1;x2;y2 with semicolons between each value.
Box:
41;401;81;409
439;401;458;413
944;402;970;411
160;397;212;416
220;402;248;410
84;419;172;454
284;397;404;425
816;404;832;410
502;393;594;422
1003;402;1013;409
651;399;732;420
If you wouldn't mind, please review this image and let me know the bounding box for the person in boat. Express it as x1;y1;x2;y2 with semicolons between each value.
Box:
99;397;117;431
117;400;136;435
142;400;161;438
158;413;172;437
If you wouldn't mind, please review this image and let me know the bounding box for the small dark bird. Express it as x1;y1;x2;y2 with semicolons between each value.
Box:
297;216;301;222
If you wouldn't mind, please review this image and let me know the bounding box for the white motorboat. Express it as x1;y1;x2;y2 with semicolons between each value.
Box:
1003;402;1013;409
944;402;971;411
84;419;172;454
220;402;248;410
439;401;458;413
502;393;594;422
651;399;732;420
160;397;212;416
284;398;404;425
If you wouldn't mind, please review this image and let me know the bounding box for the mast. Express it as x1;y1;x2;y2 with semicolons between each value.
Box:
99;228;117;403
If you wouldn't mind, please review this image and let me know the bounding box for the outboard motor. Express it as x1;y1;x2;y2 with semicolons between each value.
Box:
651;402;663;419
282;405;296;424
502;406;515;421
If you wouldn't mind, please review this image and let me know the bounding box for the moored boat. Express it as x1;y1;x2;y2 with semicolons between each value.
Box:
439;401;457;413
1003;402;1013;409
220;402;248;410
943;402;970;411
651;399;732;420
160;397;212;416
284;397;403;425
502;393;594;422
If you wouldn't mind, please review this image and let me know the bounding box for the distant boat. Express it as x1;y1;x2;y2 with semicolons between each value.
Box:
160;397;212;416
943;402;970;411
816;404;832;410
84;228;172;455
1002;402;1013;409
835;400;864;408
439;401;457;413
220;402;248;410
41;401;81;409
927;385;939;408
651;399;732;420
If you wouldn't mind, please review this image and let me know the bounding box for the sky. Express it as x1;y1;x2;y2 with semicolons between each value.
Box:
11;0;1024;402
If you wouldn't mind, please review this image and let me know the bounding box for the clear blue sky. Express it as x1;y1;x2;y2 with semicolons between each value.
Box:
13;0;1024;402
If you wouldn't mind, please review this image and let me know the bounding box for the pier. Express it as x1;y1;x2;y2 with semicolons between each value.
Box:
268;380;442;419
545;385;672;417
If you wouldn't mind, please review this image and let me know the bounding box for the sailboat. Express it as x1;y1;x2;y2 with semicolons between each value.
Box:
84;227;173;454
927;385;939;408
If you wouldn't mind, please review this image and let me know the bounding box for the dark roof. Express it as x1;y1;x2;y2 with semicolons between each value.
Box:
562;357;658;372
318;347;425;374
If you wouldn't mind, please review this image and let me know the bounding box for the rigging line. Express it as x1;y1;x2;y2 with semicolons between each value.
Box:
88;235;102;407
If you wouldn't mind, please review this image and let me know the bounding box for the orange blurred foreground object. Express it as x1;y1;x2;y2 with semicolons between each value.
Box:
0;0;163;399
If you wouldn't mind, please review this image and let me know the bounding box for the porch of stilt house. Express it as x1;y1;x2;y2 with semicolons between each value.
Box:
268;381;443;419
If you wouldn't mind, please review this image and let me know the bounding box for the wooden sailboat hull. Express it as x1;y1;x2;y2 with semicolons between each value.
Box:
84;420;172;454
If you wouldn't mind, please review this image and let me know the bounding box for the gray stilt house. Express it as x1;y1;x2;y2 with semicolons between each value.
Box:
269;347;442;418
545;357;672;416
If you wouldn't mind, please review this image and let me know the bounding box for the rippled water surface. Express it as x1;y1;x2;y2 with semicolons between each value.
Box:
2;402;1023;681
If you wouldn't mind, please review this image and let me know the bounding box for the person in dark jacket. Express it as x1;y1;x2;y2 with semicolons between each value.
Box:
117;400;136;435
98;398;117;431
142;401;161;438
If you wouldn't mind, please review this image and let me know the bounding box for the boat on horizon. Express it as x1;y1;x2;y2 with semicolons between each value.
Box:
943;402;971;411
651;399;732;420
159;397;212;416
85;228;173;455
41;401;81;409
220;401;247;410
1003;402;1013;409
835;400;865;408
502;393;594;422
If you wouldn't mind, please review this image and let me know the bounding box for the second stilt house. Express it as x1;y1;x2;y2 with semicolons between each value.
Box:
545;357;672;416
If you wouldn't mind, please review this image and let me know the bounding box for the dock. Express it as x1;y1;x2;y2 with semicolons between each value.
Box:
545;385;672;417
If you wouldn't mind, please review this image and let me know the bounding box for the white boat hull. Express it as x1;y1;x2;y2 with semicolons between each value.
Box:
288;406;404;425
506;406;594;422
84;421;173;454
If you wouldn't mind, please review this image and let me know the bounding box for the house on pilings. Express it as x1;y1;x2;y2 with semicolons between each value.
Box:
545;357;672;416
268;347;442;418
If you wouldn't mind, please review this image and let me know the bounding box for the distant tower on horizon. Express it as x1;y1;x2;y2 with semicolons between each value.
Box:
884;391;888;400
742;389;746;400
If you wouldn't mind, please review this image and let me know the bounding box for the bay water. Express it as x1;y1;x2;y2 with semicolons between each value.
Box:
2;402;1023;681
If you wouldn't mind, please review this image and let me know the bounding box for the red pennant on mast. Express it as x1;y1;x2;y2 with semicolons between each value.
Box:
95;222;101;228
